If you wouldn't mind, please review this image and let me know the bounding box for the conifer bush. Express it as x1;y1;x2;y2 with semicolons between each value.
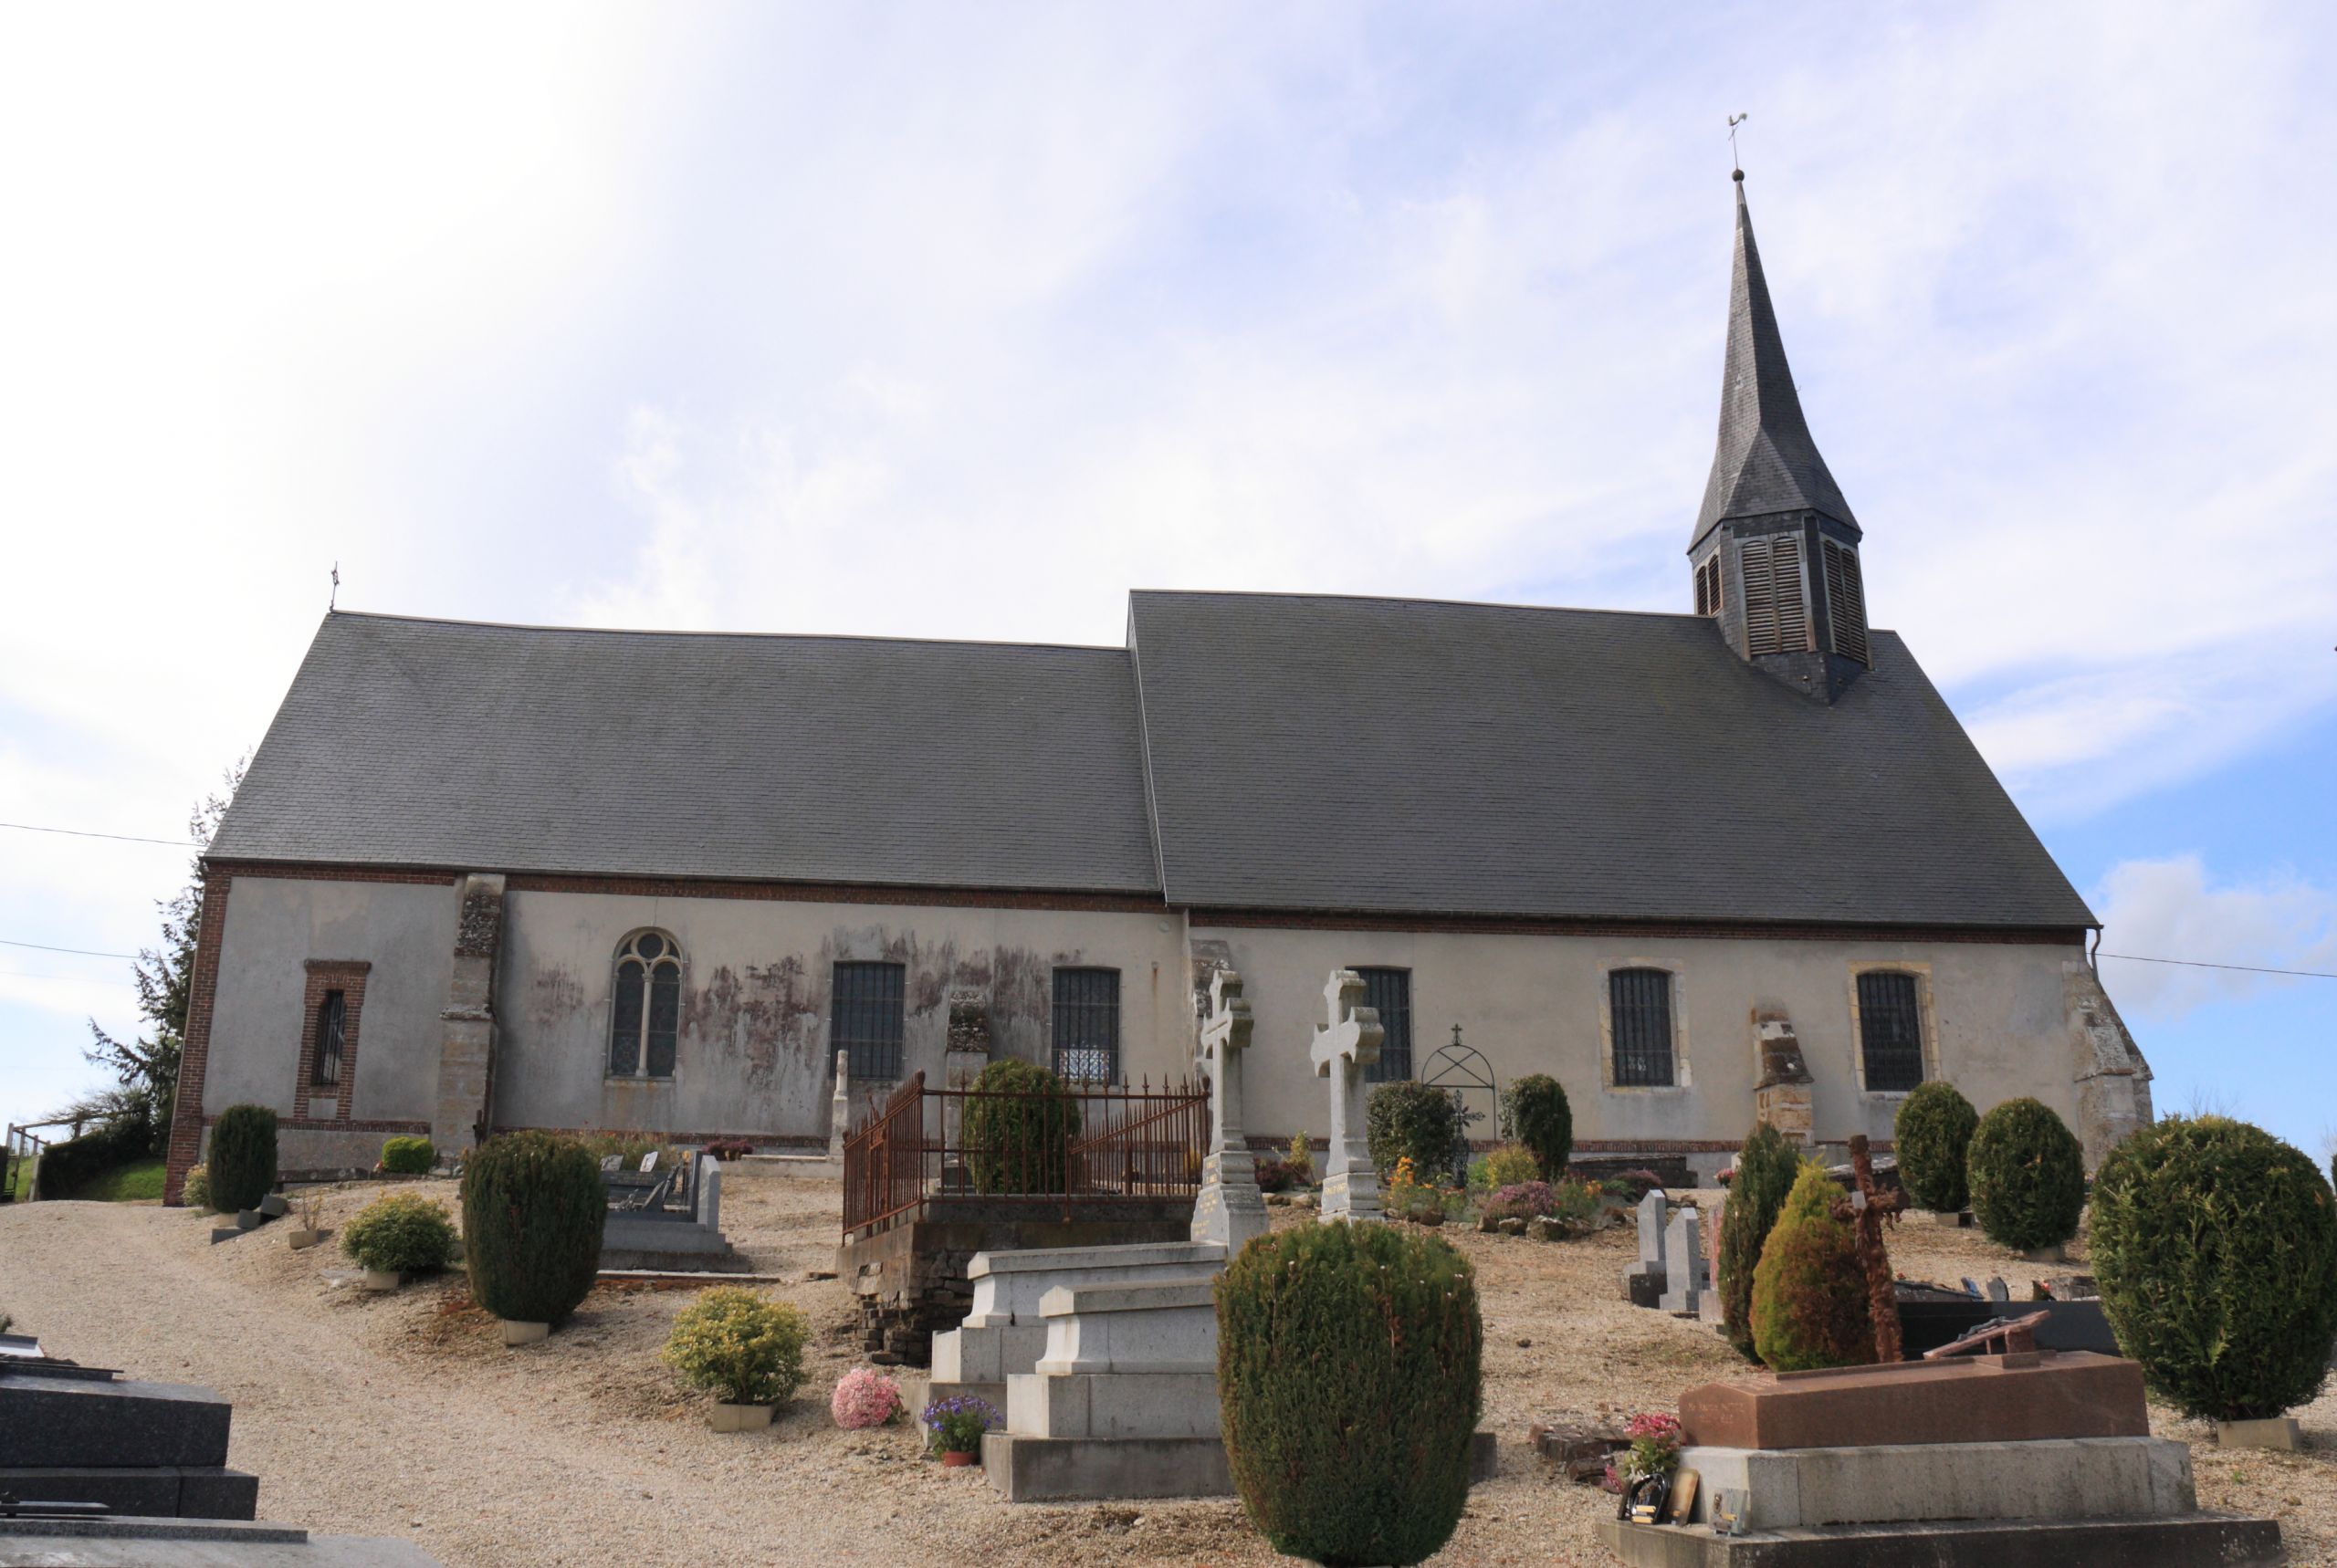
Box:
1500;1074;1573;1181
1893;1082;1979;1214
206;1103;278;1214
380;1136;435;1175
1367;1080;1464;1183
460;1131;604;1325
2091;1116;2337;1423
1966;1098;2086;1252
1719;1122;1802;1360
1217;1220;1482;1567
962;1059;1081;1194
1750;1162;1872;1371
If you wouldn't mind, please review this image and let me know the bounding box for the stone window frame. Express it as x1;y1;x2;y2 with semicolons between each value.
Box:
1596;958;1692;1092
295;960;371;1123
608;928;686;1083
1845;960;1939;1097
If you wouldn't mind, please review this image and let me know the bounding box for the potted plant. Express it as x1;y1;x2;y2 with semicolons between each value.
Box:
340;1192;457;1291
665;1288;809;1431
288;1190;327;1250
922;1394;1002;1466
830;1366;905;1430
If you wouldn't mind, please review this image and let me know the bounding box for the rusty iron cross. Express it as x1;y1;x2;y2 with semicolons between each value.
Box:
1831;1133;1906;1364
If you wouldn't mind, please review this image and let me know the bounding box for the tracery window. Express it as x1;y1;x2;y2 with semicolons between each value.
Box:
611;930;683;1079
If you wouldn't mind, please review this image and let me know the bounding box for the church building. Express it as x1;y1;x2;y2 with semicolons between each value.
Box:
162;175;2153;1203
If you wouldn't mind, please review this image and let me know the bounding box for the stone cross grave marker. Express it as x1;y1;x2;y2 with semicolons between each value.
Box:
828;1049;851;1163
1189;967;1268;1250
1659;1206;1707;1315
1309;968;1385;1221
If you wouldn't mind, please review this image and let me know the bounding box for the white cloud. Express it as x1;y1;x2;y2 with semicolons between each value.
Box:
2094;856;2337;1020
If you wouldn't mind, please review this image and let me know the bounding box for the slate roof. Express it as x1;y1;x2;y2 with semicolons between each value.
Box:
208;612;1165;894
1691;176;1860;552
1127;591;2095;929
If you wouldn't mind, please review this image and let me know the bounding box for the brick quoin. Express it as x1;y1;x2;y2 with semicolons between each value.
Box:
162;869;232;1206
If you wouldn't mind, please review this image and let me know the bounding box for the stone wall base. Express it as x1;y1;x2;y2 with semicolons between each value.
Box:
1595;1512;2279;1567
980;1432;1231;1502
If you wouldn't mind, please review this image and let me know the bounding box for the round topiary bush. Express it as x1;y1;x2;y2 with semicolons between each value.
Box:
1966;1098;2087;1252
1894;1082;1980;1214
1217;1220;1482;1566
961;1059;1082;1194
1367;1080;1464;1184
380;1136;435;1176
1751;1162;1872;1372
2091;1116;2337;1423
1719;1122;1803;1361
206;1103;278;1214
665;1288;810;1406
1500;1074;1573;1182
460;1131;605;1325
340;1193;458;1274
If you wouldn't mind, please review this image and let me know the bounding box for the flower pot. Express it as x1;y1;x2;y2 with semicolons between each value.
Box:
360;1269;401;1291
710;1401;774;1433
258;1193;290;1218
940;1449;978;1468
288;1228;320;1250
236;1209;263;1230
2217;1416;2301;1451
499;1320;550;1346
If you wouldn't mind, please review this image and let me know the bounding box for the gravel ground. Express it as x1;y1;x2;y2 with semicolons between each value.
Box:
2;1180;2331;1566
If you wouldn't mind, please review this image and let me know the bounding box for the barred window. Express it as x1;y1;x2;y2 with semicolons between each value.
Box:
1858;971;1924;1092
313;990;346;1088
610;930;683;1079
1051;967;1121;1082
833;961;907;1081
1357;967;1412;1082
1609;968;1675;1087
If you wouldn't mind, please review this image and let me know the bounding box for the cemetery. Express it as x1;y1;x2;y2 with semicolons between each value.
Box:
2;989;2333;1565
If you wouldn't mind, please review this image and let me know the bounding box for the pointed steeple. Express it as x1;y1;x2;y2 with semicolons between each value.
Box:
1689;172;1857;553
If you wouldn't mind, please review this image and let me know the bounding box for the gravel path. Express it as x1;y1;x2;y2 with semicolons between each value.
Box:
3;1183;2332;1566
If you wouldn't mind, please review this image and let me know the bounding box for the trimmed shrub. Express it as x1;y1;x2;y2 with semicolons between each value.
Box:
340;1193;458;1274
1894;1082;1979;1213
1254;1156;1298;1194
1718;1124;1802;1360
961;1059;1081;1194
1500;1074;1573;1182
461;1131;604;1325
1367;1081;1464;1183
33;1115;155;1201
380;1136;435;1176
1479;1181;1557;1224
206;1104;278;1214
1967;1098;2086;1252
180;1163;210;1211
665;1288;809;1406
2091;1116;2337;1422
1218;1219;1483;1566
1750;1163;1872;1372
1469;1145;1540;1193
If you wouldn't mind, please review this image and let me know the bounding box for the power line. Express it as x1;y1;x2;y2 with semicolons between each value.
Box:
2098;953;2337;981
0;938;141;960
0;821;199;848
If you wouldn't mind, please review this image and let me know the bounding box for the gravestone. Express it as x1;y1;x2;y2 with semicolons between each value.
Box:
1188;968;1267;1251
828;1050;851;1165
1309;969;1385;1222
1659;1206;1707;1315
1623;1188;1670;1307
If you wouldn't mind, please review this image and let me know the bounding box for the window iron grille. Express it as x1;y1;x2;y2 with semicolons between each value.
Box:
1858;970;1924;1092
1609;968;1675;1087
313;990;346;1088
1357;967;1412;1081
833;961;907;1082
1051;967;1121;1082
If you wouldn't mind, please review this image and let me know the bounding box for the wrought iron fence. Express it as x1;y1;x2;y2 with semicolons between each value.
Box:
843;1070;1209;1238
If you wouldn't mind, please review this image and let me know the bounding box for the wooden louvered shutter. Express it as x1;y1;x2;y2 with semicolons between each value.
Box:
1695;556;1722;617
1771;534;1808;651
1823;540;1869;664
1740;538;1779;654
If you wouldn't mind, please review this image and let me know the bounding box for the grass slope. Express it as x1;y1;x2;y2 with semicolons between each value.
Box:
66;1159;167;1203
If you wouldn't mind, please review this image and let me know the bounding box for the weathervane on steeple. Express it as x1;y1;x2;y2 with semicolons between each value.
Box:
1728;112;1749;179
330;561;340;612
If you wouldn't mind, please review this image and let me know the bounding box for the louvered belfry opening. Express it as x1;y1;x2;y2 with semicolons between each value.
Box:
1609;967;1675;1087
1822;538;1869;664
1738;534;1810;657
1694;555;1724;617
1857;970;1924;1092
833;960;907;1081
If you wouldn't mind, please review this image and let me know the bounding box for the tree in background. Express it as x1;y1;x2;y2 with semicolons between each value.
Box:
71;761;243;1151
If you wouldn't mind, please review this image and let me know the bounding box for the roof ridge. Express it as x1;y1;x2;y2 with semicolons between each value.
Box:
323;609;1124;655
1132;588;1727;624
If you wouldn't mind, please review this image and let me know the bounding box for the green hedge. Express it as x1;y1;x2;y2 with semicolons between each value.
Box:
381;1136;435;1175
207;1104;278;1215
1500;1074;1573;1182
1367;1081;1464;1183
1719;1123;1802;1361
32;1116;155;1201
1966;1098;2086;1252
1751;1163;1872;1371
1218;1221;1482;1566
1893;1082;1979;1214
460;1131;604;1325
962;1059;1081;1194
2091;1116;2337;1422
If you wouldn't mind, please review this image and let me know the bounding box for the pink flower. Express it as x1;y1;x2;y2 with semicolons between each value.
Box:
830;1366;904;1430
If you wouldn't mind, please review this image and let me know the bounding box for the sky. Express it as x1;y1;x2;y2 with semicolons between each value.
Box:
1;2;2331;1154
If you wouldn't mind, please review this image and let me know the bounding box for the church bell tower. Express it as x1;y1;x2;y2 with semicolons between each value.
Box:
1689;171;1871;702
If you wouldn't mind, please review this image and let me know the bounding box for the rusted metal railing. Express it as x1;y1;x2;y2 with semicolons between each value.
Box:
842;1070;1208;1238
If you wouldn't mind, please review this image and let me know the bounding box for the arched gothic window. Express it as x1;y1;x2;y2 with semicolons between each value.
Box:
611;930;683;1079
